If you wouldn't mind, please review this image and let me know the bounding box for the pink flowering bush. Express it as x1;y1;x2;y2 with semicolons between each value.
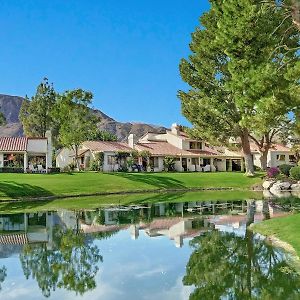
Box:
267;167;280;178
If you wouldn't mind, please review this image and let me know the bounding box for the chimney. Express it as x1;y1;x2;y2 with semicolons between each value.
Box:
128;134;136;149
171;123;180;136
45;130;53;168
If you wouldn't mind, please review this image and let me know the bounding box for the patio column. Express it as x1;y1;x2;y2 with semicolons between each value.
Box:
228;159;233;172
24;152;28;173
210;158;214;172
241;159;245;172
179;156;182;172
46;153;49;172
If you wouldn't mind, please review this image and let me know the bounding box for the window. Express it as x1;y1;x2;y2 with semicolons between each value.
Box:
289;155;296;163
189;142;202;150
107;155;116;165
276;154;286;162
153;157;159;168
191;158;199;165
3;153;24;167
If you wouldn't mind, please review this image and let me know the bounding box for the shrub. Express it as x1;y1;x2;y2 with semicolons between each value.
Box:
163;156;176;172
89;159;100;171
118;165;128;172
278;164;294;177
68;162;77;171
48;167;60;173
267;167;280;178
290;166;300;180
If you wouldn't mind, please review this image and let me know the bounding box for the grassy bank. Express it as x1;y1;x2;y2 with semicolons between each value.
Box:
0;190;264;213
253;213;300;257
0;172;263;200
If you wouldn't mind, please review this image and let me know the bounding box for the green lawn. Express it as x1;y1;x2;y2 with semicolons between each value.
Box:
252;213;300;257
0;171;263;201
0;190;264;213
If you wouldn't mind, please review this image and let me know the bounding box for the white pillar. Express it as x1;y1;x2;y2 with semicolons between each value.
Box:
46;153;49;172
210;158;214;172
24;152;28;173
228;159;233;172
241;159;245;172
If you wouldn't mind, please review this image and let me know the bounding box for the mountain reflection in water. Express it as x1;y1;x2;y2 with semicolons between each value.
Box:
0;198;299;299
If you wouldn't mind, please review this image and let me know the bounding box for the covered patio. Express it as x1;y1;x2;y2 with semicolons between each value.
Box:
0;135;52;173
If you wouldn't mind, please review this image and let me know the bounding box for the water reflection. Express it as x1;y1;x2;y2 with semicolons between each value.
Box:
184;230;300;299
0;199;298;299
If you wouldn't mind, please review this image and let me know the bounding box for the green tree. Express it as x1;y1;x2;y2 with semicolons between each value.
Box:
20;227;102;298
0;112;6;126
0;266;6;291
183;230;300;299
19;78;56;137
178;0;299;175
54;89;99;170
264;0;300;31
88;129;117;141
248;116;293;170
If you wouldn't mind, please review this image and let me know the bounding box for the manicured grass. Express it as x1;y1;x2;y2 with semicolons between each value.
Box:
253;213;300;257
0;171;263;200
0;190;264;213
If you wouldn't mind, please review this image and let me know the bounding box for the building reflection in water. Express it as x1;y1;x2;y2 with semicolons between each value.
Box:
0;198;295;298
0;199;290;252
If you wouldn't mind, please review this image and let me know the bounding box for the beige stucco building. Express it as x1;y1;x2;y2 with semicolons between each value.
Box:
0;131;52;173
56;124;245;172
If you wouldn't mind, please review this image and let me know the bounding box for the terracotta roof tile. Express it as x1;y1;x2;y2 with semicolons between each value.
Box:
0;233;28;245
0;137;28;152
136;141;221;157
250;143;292;152
82;141;132;152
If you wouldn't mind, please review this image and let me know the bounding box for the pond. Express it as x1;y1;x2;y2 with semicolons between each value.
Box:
0;198;299;299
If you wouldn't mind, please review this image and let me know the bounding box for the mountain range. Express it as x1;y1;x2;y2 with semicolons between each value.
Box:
0;94;167;141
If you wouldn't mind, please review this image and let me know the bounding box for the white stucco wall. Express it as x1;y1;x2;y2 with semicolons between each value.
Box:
27;139;48;153
252;151;295;168
253;153;261;168
0;153;3;167
166;132;184;149
103;152;119;172
216;159;226;171
269;151;294;168
56;148;73;168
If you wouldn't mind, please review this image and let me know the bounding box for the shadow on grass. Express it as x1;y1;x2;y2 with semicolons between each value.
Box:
106;173;186;189
0;199;54;213
0;181;53;200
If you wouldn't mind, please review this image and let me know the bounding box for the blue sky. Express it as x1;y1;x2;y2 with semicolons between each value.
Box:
0;0;210;127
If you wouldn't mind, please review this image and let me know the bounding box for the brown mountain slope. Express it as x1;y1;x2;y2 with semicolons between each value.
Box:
0;94;166;141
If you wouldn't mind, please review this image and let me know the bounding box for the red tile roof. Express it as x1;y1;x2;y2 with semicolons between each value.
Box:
136;141;221;157
82;141;132;152
0;233;28;245
0;137;28;152
250;143;292;153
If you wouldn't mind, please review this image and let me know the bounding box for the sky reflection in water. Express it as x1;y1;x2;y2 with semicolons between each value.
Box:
0;198;299;300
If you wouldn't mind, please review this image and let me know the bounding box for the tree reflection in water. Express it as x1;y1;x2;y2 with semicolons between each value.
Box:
0;266;6;291
20;228;102;298
183;229;300;300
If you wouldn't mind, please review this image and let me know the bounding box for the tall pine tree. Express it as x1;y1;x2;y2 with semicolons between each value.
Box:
179;0;299;174
19;78;56;137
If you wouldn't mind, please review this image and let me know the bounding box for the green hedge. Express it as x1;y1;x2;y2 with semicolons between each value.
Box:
290;166;300;180
278;164;294;176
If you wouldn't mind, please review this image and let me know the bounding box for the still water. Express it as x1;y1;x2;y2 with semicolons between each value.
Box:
0;199;299;300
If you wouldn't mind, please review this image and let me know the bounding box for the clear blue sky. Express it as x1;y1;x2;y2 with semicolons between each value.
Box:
0;0;210;127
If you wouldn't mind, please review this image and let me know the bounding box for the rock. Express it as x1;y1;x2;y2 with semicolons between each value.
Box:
270;182;291;194
269;188;292;198
263;190;275;199
262;180;276;190
291;183;300;190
